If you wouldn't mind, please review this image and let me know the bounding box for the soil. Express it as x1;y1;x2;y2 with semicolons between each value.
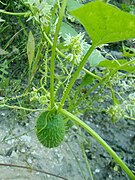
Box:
0;107;134;180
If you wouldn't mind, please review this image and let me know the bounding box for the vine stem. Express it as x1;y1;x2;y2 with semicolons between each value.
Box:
124;115;135;121
83;67;102;81
58;45;95;110
50;0;67;108
0;104;43;112
60;108;135;179
0;163;67;180
0;1;6;5
0;9;27;16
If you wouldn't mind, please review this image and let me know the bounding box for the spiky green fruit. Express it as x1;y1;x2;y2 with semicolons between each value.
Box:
35;111;65;148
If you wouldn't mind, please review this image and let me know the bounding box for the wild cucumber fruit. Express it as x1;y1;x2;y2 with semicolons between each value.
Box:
35;111;65;148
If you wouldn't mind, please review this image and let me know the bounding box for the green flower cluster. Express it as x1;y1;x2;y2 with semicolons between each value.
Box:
24;0;52;26
64;33;88;65
108;92;135;122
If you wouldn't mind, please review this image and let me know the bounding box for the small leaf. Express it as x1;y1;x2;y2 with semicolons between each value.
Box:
83;44;105;66
80;73;94;87
66;0;82;11
27;31;35;69
98;59;135;72
71;1;135;46
60;22;77;38
0;68;8;75
88;49;105;67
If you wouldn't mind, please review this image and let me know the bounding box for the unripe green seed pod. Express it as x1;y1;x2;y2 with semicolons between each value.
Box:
35;111;65;148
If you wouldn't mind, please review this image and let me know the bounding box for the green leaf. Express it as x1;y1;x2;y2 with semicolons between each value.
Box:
88;49;105;67
98;59;135;72
66;0;82;11
83;44;105;66
71;1;135;46
80;73;94;87
60;22;77;38
27;31;35;69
